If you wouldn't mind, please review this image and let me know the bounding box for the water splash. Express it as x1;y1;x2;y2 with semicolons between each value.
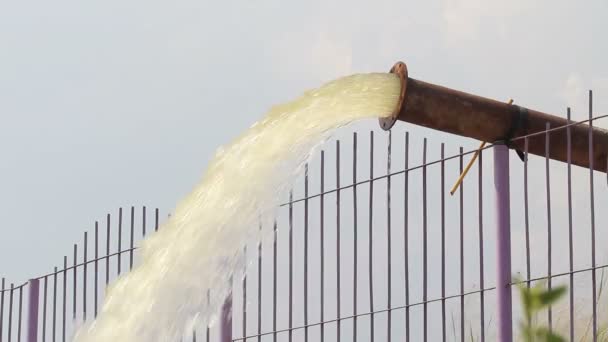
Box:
74;73;400;341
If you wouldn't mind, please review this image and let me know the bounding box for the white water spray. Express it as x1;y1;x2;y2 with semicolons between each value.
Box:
74;73;400;342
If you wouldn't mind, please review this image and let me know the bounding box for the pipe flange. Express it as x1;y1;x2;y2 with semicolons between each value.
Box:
379;61;408;131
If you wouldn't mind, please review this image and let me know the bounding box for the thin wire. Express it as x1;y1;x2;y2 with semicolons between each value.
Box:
282;114;608;207
513;263;608;285
232;287;497;341
2;208;159;283
0;282;27;294
32;247;139;280
231;262;608;341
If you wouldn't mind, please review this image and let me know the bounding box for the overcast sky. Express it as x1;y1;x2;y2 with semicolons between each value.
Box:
1;0;607;287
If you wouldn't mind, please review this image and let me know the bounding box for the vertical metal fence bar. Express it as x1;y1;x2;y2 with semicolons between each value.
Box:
17;286;22;342
386;131;392;342
272;220;278;342
62;257;66;342
94;222;99;318
155;208;159;232
440;143;446;342
494;144;513;342
257;222;262;342
304;164;309;342
206;290;210;342
130;206;135;270
320;151;325;342
142;206;147;237
83;232;88;321
422;138;428;342
288;190;293;342
336;140;341;342
588;90;597;342
352;133;358;342
242;246;247;341
1;278;5;342
26;279;39;342
43;276;48;342
52;268;57;342
524;138;530;290
566;109;574;342
105;214;110;287
478;148;485;342
404;133;410;342
8;283;13;342
368;131;375;342
545;122;553;331
459;147;465;342
72;245;77;321
117;208;123;276
220;292;232;342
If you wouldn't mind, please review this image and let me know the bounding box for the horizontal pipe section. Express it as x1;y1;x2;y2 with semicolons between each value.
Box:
385;61;608;172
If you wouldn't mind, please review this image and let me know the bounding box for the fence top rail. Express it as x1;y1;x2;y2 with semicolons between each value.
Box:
0;280;28;293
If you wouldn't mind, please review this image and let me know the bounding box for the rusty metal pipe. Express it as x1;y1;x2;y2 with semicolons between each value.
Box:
380;61;608;173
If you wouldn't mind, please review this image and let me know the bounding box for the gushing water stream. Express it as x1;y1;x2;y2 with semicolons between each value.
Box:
74;73;400;342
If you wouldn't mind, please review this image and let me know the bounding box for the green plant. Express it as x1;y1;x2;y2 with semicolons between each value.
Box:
518;281;567;342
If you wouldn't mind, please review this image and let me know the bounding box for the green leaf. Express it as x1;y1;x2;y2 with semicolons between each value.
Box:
537;286;566;307
520;285;544;317
520;324;534;342
535;327;566;342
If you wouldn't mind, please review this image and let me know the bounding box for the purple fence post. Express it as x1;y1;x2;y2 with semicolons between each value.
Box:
26;279;40;342
220;294;232;342
494;145;513;342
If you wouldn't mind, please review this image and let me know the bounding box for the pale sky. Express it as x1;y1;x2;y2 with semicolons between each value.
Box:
1;0;607;294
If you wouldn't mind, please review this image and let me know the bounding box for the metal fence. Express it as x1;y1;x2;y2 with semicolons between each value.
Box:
228;97;608;341
1;96;607;342
0;207;166;342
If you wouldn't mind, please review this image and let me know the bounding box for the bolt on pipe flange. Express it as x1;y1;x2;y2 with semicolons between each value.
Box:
379;61;408;131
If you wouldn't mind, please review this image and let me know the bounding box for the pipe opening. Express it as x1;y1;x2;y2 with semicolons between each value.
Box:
379;61;408;131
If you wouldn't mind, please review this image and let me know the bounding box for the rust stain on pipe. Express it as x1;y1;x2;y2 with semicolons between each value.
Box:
382;61;608;173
